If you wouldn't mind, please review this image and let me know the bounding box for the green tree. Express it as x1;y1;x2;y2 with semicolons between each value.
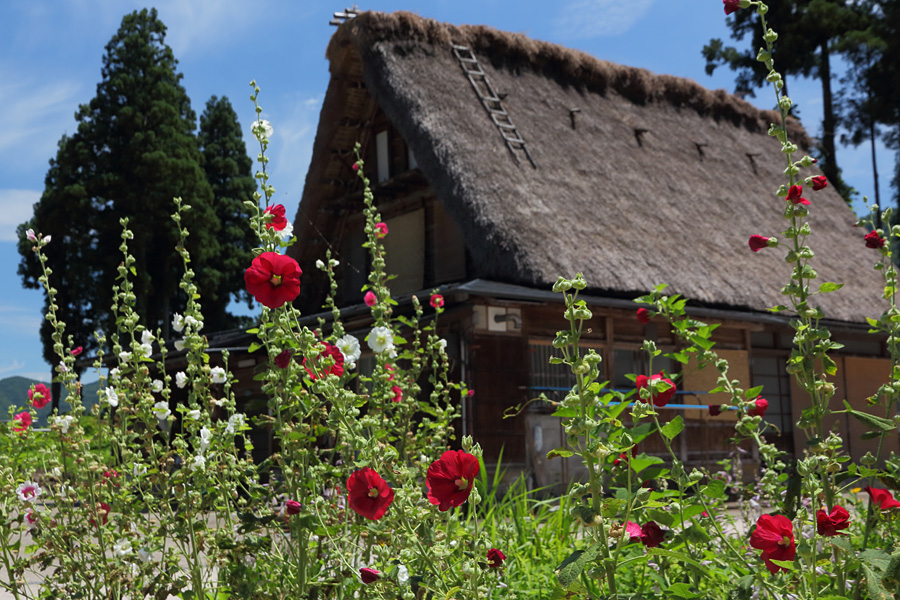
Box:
18;9;251;392
702;0;865;201
197;96;258;332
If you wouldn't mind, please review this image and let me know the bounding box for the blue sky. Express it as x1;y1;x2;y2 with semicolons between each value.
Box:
0;0;891;383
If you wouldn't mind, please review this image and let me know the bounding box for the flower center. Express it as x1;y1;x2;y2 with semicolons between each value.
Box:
367;487;380;498
778;535;791;547
455;477;468;491
269;274;283;287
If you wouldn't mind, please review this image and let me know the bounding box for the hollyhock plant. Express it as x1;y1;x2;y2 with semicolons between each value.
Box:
750;514;795;574
635;372;676;408
785;185;810;206
816;505;850;536
865;230;886;249
13;411;32;434
359;568;381;584
748;235;773;252
374;222;389;238
865;486;900;511
636;307;651;324
487;548;506;568
346;468;395;521
430;294;444;309
426;450;480;511
811;175;828;191
28;383;51;409
244;252;302;309
366;326;395;355
747;397;768;417
264;204;288;231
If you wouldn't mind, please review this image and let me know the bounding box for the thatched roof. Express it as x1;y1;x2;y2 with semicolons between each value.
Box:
293;11;885;324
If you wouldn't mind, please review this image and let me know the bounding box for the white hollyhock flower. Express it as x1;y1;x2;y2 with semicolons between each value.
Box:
152;401;171;421
174;339;185;351
186;409;200;420
172;313;185;333
150;379;164;393
191;454;206;470
253;119;273;141
109;368;119;381
137;548;151;563
336;334;361;369
113;539;132;557
16;482;42;503
104;387;119;408
141;330;154;345
119;351;132;363
225;413;245;434
25;229;37;242
199;426;212;452
175;372;187;389
184;315;202;331
366;326;394;354
210;367;227;384
51;415;75;434
397;564;409;585
316;259;325;269
279;221;293;240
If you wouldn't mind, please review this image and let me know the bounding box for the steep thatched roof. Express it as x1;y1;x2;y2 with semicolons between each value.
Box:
293;11;885;324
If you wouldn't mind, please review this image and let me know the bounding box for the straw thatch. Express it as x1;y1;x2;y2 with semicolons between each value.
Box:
293;11;885;324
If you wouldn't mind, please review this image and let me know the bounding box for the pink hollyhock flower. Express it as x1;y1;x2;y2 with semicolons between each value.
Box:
374;222;388;238
24;508;38;527
103;469;120;487
426;450;480;511
747;397;768;417
70;346;83;357
304;343;345;380
359;568;380;584
352;163;360;172
285;500;302;516
785;185;810;206
748;235;772;252
750;514;795;574
347;468;395;521
13;412;32;434
28;383;51;410
264;204;288;231
244;252;302;309
391;385;402;403
625;521;642;542
430;294;444;309
865;231;886;249
708;404;722;417
90;502;111;527
723;0;741;14
866;486;900;511
274;349;291;369
636;308;651;324
811;176;828;191
467;389;475;397
635;373;676;408
364;291;377;307
487;548;506;567
816;505;850;536
16;482;42;502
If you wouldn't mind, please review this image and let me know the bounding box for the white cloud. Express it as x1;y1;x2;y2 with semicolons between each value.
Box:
553;0;656;40
0;360;24;375
0;74;81;166
0;189;41;242
268;93;323;219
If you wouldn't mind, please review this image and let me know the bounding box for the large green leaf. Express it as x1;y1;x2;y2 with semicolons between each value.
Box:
556;543;603;588
661;415;684;441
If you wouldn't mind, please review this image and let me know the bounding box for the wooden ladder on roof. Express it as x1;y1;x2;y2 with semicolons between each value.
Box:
451;44;536;168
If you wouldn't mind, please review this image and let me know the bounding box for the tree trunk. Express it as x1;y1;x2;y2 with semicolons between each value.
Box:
819;41;847;203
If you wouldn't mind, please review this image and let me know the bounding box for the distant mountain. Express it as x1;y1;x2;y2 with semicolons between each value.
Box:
0;376;101;426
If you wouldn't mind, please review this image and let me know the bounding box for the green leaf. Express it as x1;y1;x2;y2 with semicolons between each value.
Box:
744;385;764;399
769;559;795;571
630;455;664;474
666;582;700;599
647;548;712;576
700;478;726;499
660;415;684;441
247;341;262;353
818;282;844;293
547;448;575;460
556;543;603;588
841;400;897;432
864;563;893;600
767;305;789;312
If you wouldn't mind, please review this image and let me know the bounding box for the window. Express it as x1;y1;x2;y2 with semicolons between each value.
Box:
376;131;389;183
751;354;793;445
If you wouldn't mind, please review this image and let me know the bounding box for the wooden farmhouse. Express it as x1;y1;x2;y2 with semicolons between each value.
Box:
282;10;891;488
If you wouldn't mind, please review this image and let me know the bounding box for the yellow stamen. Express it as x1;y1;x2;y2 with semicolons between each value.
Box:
368;487;379;498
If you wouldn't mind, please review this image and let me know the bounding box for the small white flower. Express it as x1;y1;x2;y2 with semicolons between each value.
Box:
41;235;51;244
316;259;325;269
137;342;153;358
113;539;132;557
137;548;151;563
366;326;394;354
16;482;42;503
330;259;340;267
172;313;185;333
175;372;187;389
210;366;227;384
109;367;119;380
397;564;409;585
191;454;206;470
152;401;171;421
133;464;147;478
279;221;294;240
184;315;202;331
225;413;245;435
242;554;255;567
57;361;68;373
150;379;164;393
174;339;185;351
336;334;361;368
199;426;212;452
186;409;201;420
51;415;75;434
119;351;132;363
104;387;119;408
141;330;154;345
25;229;37;242
438;339;448;350
253;119;273;141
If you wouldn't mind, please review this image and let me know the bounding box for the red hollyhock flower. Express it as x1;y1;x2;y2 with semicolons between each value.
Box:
785;185;810;206
487;548;506;567
244;252;302;309
304;343;345;380
613;447;638;466
811;176;828;191
28;383;51;410
747;397;768;417
426;449;480;511
374;222;389;238
865;231;886;249
70;346;83;356
635;373;676;407
636;308;651;324
391;385;402;403
430;294;444;309
264;204;288;231
90;502;111;527
352;162;360;172
274;349;291;369
285;500;302;516
750;514;795;574
866;486;900;511
359;568;380;584
103;469;120;487
723;0;741;14
816;505;850;536
347;468;395;520
748;235;772;252
708;403;722;417
385;364;395;381
364;291;377;307
13;411;32;434
638;521;665;548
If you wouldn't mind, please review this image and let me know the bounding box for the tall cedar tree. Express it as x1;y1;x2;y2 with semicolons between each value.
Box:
17;9;243;405
702;0;865;201
197;95;257;331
